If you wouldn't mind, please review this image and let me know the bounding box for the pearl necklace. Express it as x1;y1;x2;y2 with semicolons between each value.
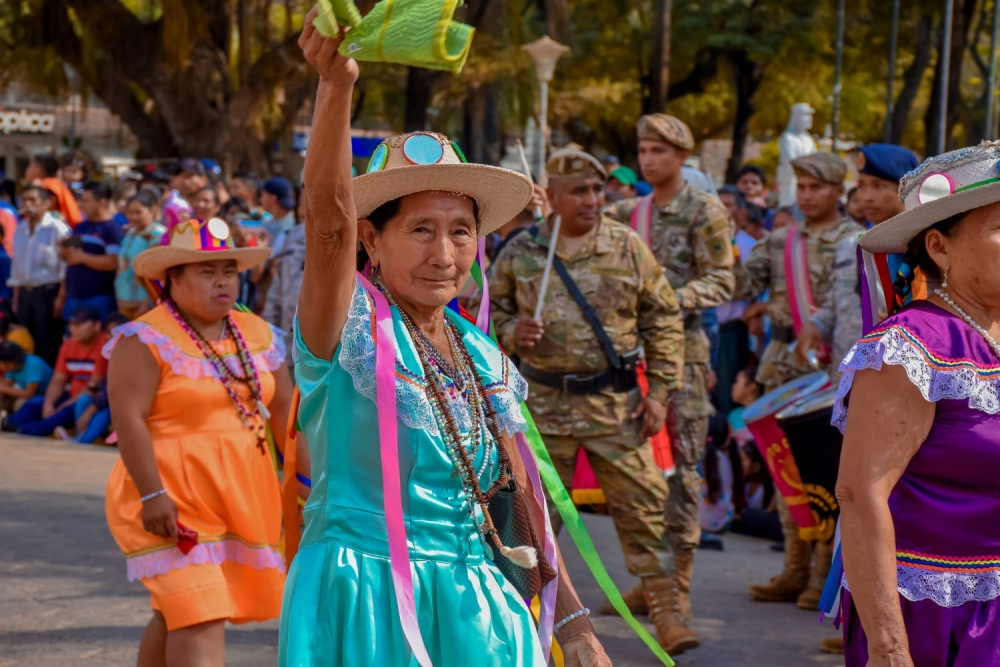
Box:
934;288;1000;359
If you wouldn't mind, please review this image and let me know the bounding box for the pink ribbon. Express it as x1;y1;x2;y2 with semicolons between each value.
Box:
358;273;434;667
784;226;814;335
516;432;558;661
475;237;491;334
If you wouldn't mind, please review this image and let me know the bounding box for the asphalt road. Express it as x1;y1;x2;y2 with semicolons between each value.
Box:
0;436;842;666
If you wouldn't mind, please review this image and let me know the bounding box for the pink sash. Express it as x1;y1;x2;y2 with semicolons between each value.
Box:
358;273;433;667
629;194;655;245
475;237;492;334
783;226;815;335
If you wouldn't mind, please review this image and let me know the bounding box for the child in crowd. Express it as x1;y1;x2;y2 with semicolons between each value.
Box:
700;413;736;534
0;302;34;355
3;307;107;437
730;442;781;541
0;340;53;415
726;364;782;540
54;312;128;444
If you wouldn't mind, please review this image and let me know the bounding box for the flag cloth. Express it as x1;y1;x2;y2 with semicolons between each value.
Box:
314;0;474;73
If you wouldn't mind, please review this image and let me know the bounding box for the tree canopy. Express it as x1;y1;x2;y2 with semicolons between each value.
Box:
3;0;999;177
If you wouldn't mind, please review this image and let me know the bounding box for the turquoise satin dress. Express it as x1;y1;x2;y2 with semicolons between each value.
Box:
279;280;546;666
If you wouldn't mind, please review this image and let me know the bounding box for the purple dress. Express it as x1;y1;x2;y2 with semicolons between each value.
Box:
833;301;1000;666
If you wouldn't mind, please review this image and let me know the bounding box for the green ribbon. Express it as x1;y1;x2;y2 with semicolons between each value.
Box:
518;405;674;666
469;262;673;666
314;0;474;73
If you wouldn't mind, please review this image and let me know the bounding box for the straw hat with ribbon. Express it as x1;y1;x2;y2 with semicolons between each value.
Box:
862;142;1000;253
132;217;272;281
354;132;533;236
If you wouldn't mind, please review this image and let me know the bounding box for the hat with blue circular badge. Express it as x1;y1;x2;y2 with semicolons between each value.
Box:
861;142;1000;253
354;132;533;237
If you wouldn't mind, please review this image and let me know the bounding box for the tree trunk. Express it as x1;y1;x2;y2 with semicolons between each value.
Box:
890;14;934;145
725;50;764;183
544;0;574;46
649;0;672;113
925;0;975;153
462;84;501;166
404;68;440;132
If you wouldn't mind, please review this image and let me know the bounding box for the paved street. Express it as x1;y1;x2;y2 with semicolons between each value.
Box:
0;436;842;666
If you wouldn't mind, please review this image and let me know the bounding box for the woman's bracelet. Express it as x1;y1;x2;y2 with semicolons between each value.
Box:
554;608;591;631
140;489;168;504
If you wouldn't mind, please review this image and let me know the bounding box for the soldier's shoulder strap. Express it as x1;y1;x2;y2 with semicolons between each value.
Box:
528;227;623;370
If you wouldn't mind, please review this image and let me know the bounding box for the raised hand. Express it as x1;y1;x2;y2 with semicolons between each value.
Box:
299;5;359;87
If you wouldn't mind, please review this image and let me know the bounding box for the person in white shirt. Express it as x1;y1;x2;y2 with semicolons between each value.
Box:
9;186;70;366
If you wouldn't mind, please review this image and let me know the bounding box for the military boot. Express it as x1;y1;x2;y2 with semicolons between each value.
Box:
674;550;695;622
599;583;647;616
748;535;810;602
642;575;700;656
798;539;833;610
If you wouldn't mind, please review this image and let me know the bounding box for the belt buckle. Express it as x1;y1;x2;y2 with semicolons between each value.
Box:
562;373;579;393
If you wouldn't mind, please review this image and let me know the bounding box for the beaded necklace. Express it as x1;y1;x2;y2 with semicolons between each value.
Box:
165;299;270;454
380;285;512;550
934;288;1000;359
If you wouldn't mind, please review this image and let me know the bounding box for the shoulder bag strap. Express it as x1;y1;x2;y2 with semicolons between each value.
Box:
549;255;622;370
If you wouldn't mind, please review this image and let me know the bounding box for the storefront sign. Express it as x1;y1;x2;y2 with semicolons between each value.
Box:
0;109;56;135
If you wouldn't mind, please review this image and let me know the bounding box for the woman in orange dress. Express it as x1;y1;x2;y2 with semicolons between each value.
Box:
104;217;292;665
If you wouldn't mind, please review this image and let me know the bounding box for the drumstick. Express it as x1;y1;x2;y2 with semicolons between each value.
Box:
516;140;544;224
533;214;562;321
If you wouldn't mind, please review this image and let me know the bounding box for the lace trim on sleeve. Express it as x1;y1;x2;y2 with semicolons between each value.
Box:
103;320;287;380
338;282;440;435
832;325;1000;432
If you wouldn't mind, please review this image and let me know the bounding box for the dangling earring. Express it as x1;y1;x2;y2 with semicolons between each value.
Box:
371;264;380;283
943;266;949;289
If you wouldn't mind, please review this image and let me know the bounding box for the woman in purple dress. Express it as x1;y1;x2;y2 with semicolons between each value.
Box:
836;142;1000;667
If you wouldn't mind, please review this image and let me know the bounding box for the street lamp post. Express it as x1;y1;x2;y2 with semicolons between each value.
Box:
521;36;570;184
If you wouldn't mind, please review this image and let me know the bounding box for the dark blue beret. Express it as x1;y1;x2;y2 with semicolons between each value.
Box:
858;144;919;184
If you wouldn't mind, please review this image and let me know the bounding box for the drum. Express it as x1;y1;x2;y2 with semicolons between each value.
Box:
777;388;843;543
743;371;829;531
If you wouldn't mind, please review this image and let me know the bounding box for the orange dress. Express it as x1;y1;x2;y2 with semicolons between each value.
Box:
104;304;287;631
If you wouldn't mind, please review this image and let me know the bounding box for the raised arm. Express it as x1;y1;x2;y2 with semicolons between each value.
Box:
297;8;361;361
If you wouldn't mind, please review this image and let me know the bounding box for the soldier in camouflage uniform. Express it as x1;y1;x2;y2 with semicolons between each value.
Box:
489;149;697;655
800;144;917;375
734;152;861;611
605;114;735;630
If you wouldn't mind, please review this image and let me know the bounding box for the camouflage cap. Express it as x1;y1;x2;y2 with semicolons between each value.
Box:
791;152;847;184
637;114;695;151
547;149;608;180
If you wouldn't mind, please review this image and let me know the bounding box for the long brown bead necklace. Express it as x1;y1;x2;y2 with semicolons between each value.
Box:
165;299;269;454
389;292;514;553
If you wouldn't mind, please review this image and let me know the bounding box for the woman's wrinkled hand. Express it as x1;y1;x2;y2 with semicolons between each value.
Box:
142;493;179;541
867;647;914;667
299;6;359;87
562;632;613;667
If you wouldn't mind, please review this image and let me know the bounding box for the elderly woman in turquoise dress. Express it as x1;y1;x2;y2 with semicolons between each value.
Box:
278;11;612;667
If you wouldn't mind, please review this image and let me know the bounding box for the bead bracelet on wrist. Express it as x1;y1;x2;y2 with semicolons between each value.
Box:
140;489;168;504
555;611;594;642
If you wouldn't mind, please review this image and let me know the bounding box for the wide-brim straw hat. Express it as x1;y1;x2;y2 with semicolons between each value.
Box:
353;132;533;236
133;217;272;281
861;142;1000;253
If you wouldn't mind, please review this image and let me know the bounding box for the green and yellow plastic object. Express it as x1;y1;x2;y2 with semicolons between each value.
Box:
314;0;474;73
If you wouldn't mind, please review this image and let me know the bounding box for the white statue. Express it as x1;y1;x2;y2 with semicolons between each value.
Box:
777;103;818;208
